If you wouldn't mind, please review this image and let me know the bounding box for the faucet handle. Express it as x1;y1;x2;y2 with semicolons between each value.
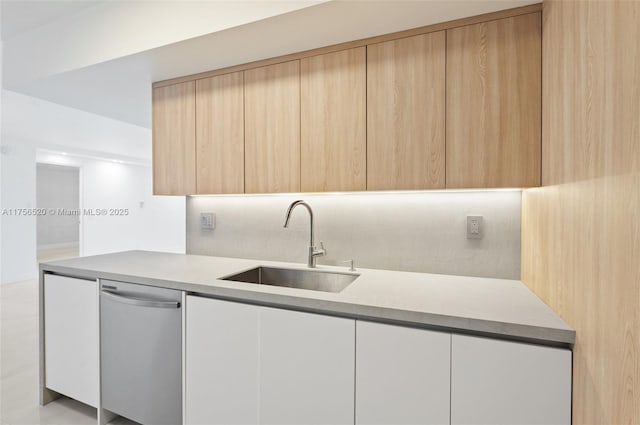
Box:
312;242;326;258
340;259;356;272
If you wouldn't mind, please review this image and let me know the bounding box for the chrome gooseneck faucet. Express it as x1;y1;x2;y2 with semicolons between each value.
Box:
283;200;326;268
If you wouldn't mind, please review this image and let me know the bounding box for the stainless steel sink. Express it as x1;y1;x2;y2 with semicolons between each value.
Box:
220;266;359;293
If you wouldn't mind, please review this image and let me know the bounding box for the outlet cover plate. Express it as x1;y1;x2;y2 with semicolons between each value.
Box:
200;212;215;230
467;215;483;239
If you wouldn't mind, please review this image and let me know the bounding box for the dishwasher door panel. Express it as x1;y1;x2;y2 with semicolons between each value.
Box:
100;280;182;425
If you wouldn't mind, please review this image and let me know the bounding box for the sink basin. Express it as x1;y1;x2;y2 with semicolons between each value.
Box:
220;266;359;293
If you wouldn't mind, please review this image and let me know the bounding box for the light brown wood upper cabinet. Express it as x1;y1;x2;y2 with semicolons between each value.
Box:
301;47;366;192
152;7;543;194
153;82;196;195
244;61;301;194
446;12;541;188
195;72;244;194
367;32;446;191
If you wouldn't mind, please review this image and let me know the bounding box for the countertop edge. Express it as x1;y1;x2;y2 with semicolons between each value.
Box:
40;262;576;348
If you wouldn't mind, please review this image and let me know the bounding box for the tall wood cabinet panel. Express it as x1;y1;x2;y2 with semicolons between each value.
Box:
244;61;300;193
301;47;366;192
446;12;541;188
367;32;446;190
152;81;196;195
195;72;244;194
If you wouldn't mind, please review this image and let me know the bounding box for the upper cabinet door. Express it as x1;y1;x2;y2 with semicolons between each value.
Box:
244;61;301;194
367;32;446;190
301;47;366;192
152;82;196;195
196;72;244;194
446;12;541;188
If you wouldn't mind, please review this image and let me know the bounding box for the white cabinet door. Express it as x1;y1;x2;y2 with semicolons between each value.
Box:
185;296;260;425
44;275;99;407
355;321;451;425
260;307;355;425
451;334;572;425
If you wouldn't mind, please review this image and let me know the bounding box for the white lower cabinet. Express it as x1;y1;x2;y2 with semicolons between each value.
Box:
451;334;572;425
355;321;451;425
185;295;572;425
260;307;355;425
185;296;260;425
44;275;99;408
185;296;355;425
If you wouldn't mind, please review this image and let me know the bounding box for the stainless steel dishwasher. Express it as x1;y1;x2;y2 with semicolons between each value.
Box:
100;280;182;425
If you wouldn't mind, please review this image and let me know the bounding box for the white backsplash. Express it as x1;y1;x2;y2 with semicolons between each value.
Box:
186;191;521;279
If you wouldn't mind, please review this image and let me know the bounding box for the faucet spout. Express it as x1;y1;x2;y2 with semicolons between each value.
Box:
283;200;325;268
284;200;314;246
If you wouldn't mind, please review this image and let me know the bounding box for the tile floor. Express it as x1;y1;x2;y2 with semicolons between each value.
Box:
0;249;137;424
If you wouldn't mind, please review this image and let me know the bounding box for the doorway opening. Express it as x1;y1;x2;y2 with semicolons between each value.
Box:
36;163;80;262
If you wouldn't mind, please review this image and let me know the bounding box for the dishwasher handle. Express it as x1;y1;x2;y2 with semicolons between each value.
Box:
101;290;181;309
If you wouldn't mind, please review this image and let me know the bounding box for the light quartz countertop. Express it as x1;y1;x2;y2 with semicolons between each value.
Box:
40;250;575;347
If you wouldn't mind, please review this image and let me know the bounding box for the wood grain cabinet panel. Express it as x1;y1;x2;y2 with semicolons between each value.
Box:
152;82;196;195
301;47;366;192
195;72;244;194
367;32;446;190
244;61;300;193
446;12;541;188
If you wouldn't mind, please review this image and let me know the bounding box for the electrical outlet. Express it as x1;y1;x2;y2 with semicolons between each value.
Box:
467;215;483;239
200;212;215;230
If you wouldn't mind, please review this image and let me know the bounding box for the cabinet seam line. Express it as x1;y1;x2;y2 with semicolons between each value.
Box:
449;334;453;423
444;30;448;188
243;72;247;194
353;321;357;425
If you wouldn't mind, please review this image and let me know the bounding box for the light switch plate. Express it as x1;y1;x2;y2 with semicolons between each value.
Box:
467;215;483;239
200;212;215;230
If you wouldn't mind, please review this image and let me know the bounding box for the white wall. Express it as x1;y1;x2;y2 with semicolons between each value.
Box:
0;137;37;283
36;163;79;248
187;191;522;280
1;90;150;160
80;159;184;256
0;91;185;284
37;152;185;256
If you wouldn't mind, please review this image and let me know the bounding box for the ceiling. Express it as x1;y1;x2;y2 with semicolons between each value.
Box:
0;0;103;41
2;1;540;129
